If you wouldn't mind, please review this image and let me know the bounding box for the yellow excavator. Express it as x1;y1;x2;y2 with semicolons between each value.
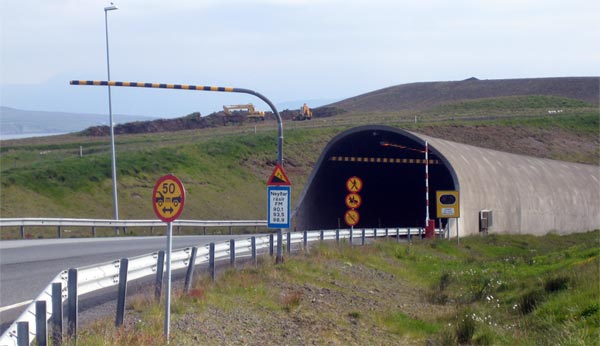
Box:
293;103;313;121
223;104;265;120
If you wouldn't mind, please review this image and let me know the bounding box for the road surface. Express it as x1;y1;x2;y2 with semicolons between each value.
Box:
0;235;251;331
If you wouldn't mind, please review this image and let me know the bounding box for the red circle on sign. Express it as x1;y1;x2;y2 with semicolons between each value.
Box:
152;174;186;222
345;193;362;210
344;209;360;227
346;176;363;193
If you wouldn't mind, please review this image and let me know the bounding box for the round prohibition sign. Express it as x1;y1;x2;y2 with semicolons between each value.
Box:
152;174;186;222
345;193;362;210
346;176;363;193
344;209;360;227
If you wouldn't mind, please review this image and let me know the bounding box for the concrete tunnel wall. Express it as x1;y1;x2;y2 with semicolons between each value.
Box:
292;125;600;236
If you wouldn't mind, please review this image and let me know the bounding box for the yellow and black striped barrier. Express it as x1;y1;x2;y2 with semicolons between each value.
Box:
70;80;241;93
329;156;440;165
70;79;284;164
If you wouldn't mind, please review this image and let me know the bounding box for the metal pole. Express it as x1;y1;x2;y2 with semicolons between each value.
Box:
164;222;173;340
51;283;63;346
425;141;430;229
104;5;119;225
456;218;460;246
115;258;128;327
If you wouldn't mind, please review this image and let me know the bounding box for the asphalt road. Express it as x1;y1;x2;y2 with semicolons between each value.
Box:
0;235;250;330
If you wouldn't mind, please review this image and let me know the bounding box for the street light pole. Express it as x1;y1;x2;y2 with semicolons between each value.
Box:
104;3;119;225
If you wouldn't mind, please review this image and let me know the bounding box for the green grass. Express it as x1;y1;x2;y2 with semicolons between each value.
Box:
430;95;594;114
383;312;440;336
69;230;599;345
0;108;597;226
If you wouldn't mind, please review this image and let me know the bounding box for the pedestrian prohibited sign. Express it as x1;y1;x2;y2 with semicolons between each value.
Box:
346;176;363;193
152;174;186;222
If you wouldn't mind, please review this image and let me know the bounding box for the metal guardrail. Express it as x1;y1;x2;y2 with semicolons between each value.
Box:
0;218;266;228
0;226;428;345
0;218;268;239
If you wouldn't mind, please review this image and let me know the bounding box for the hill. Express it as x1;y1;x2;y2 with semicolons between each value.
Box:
0;76;597;223
328;77;599;113
73;76;598;136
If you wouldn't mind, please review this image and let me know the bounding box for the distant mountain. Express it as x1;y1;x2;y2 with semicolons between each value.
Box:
0;107;156;137
327;77;599;113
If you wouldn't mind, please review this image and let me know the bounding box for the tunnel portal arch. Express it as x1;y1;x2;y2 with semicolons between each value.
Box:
293;126;458;231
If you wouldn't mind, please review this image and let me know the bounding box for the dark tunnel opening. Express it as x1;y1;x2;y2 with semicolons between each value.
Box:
295;127;457;230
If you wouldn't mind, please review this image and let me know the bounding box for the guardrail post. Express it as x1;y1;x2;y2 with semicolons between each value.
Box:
184;247;198;293
385;228;389;237
150;226;154;235
57;226;62;238
91;226;96;237
229;226;233;235
52;282;63;346
396;228;400;242
251;236;257;266
361;229;366;245
203;226;207;235
67;268;77;341
336;229;340;244
320;229;324;241
229;239;236;268
155;250;165;301
408;228;412;243
419;228;423;240
17;321;28;346
20;226;25;239
286;232;291;254
374;228;377;239
36;300;48;346
349;228;353;246
303;230;308;250
209;243;215;282
116;258;129;327
269;234;274;256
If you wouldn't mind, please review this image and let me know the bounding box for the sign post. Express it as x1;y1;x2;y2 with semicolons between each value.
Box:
267;164;291;264
152;174;186;342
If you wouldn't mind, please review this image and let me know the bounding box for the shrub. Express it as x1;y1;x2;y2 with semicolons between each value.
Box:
456;314;476;344
544;276;569;293
519;289;545;314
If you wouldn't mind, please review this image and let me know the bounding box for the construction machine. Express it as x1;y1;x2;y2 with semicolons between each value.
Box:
293;103;313;121
222;104;265;120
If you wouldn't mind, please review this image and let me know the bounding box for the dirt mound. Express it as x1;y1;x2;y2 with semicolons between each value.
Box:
79;112;248;136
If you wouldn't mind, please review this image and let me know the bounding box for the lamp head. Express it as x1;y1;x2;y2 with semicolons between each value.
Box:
104;2;118;11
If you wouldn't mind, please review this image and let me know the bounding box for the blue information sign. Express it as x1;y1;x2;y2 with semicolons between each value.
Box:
267;186;291;229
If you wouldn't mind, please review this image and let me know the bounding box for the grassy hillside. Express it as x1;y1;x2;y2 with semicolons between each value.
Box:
328;77;599;113
0;100;597;232
74;231;599;345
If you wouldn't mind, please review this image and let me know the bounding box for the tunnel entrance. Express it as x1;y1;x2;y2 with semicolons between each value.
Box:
294;126;458;231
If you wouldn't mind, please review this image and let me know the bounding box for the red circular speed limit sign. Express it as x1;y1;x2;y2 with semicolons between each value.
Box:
152;174;186;222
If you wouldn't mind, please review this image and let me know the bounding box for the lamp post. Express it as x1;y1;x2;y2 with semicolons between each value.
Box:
104;3;119;225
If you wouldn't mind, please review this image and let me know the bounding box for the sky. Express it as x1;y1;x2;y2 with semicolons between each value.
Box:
1;0;599;119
